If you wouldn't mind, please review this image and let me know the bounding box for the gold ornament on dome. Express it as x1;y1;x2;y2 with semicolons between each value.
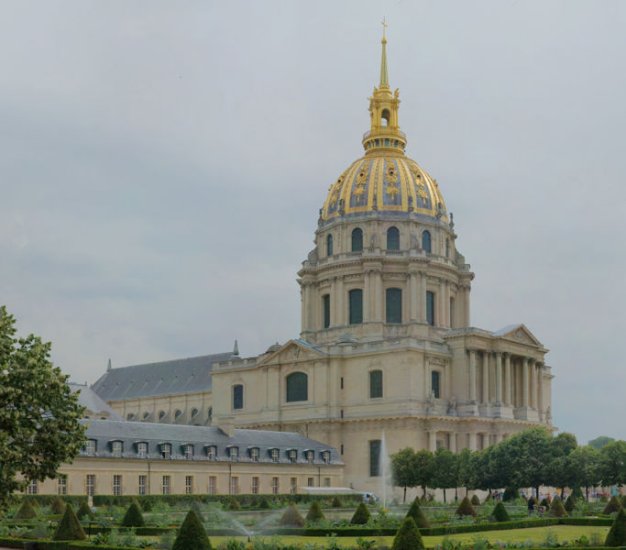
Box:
356;168;368;185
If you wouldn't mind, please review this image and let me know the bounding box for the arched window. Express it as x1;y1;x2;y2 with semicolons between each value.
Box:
232;384;244;410
351;228;363;252
348;289;363;325
286;372;308;402
426;291;436;326
386;288;402;324
369;370;383;398
387;226;400;250
431;371;441;399
326;234;334;256
322;294;331;328
381;109;390;127
422;230;432;254
158;410;166;420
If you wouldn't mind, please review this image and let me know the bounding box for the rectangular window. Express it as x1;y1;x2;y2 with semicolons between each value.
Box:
432;371;441;399
138;475;147;496
137;442;148;458
113;475;122;496
288;449;297;463
369;440;381;477
208;476;217;495
290;477;297;495
162;475;170;495
271;477;279;495
229;447;239;461
233;384;244;410
184;444;194;460
322;294;331;328
321;451;330;464
306;450;314;463
385;288;402;323
112;441;122;457
230;476;239;495
369;370;383;398
307;477;315;487
185;476;193;495
426;291;436;326
271;448;279;462
26;480;38;495
84;440;97;455
324;477;331;487
207;446;217;460
161;444;171;459
349;289;363;325
250;447;260;461
86;474;96;497
251;477;259;494
57;474;67;495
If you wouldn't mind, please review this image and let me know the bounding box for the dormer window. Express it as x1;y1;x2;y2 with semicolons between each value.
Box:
183;444;194;460
206;445;217;460
111;440;123;457
287;449;297;463
270;448;279;463
321;450;331;464
84;439;97;455
249;447;260;462
228;446;239;461
305;450;315;464
160;443;172;459
137;442;148;458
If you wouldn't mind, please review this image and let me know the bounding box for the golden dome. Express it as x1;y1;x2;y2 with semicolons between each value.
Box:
321;155;447;222
321;26;447;223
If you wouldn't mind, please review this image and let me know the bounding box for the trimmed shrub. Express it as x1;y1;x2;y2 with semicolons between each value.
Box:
121;500;145;527
604;495;623;515
549;497;567;517
503;487;518;502
54;503;86;541
392;517;424;550
173;509;212;550
456;495;476;517
405;497;430;528
606;507;626;546
279;504;305;527
227;497;241;511
14;499;37;519
492;501;510;522
259;497;271;510
331;496;342;508
351;502;371;525
572;487;584;500
191;500;205;522
540;497;549;508
306;501;325;522
50;496;66;515
76;500;93;520
470;494;480;506
564;495;576;512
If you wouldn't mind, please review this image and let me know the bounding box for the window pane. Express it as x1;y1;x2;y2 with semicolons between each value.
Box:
387;227;400;250
426;291;435;326
370;370;383;398
386;288;402;323
322;294;331;328
286;372;308;402
326;234;333;256
351;228;363;252
349;289;363;325
233;385;244;410
422;231;432;253
432;371;441;398
369;440;381;477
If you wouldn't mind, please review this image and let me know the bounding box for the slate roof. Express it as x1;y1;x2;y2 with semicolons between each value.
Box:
69;383;122;420
81;419;342;465
91;352;234;401
492;324;523;336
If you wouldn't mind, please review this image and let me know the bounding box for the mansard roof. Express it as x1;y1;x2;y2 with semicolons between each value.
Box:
69;383;122;420
81;419;341;464
91;352;234;401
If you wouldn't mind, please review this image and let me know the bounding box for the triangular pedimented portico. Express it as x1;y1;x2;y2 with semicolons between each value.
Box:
256;338;326;368
493;324;543;348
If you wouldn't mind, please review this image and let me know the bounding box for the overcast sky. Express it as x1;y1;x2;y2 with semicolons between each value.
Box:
1;1;624;445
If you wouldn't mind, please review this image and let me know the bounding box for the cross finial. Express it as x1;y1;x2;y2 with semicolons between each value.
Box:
381;17;388;41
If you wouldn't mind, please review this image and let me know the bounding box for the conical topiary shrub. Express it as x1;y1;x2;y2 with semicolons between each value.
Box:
350;502;371;525
606;507;626;546
470;494;480;506
122;500;145;527
191;500;205;522
53;504;86;541
76;500;93;520
259;497;271;509
392;517;425;550
14;499;37;519
306;501;325;522
540;497;549;509
604;495;623;515
227;497;240;511
173;509;212;550
279;504;305;527
405;497;430;528
456;495;476;517
572;487;584;500
564;495;576;513
549;497;567;517
50;496;66;515
331;496;342;508
491;501;510;522
503;488;518;502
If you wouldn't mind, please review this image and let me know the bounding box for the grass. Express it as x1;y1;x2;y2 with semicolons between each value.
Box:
205;525;609;548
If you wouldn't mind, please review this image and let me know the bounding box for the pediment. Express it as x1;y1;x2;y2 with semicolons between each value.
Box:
257;339;325;366
494;324;542;347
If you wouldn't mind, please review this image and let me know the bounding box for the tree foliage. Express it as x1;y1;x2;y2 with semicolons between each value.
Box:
0;306;85;510
589;435;615;449
121;500;145;527
306;501;325;522
350;502;371;525
391;448;419;503
405;497;430;528
492;501;510;522
456;495;476;517
600;441;626;487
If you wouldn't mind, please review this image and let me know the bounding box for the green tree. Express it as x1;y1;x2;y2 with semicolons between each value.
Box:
589;436;615;450
0;306;85;510
391;448;418;503
413;449;434;498
431;448;458;503
600;441;626;487
565;445;601;501
545;432;578;496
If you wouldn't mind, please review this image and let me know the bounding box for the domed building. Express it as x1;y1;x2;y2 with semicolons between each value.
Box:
94;30;554;495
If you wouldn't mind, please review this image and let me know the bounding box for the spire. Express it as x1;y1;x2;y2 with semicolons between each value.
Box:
233;339;239;356
107;358;112;372
379;18;389;88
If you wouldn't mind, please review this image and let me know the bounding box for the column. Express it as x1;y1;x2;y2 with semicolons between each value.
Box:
336;277;344;326
409;271;418;321
442;280;450;327
482;352;489;404
418;272;426;323
463;285;470;326
537;364;544;417
449;432;457;452
428;430;437;452
363;270;371;322
504;353;512;406
522;357;529;407
468;350;477;402
373;270;383;322
495;352;503;404
468;432;477;451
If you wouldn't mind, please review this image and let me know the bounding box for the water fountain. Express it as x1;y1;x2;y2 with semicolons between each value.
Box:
379;430;394;509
